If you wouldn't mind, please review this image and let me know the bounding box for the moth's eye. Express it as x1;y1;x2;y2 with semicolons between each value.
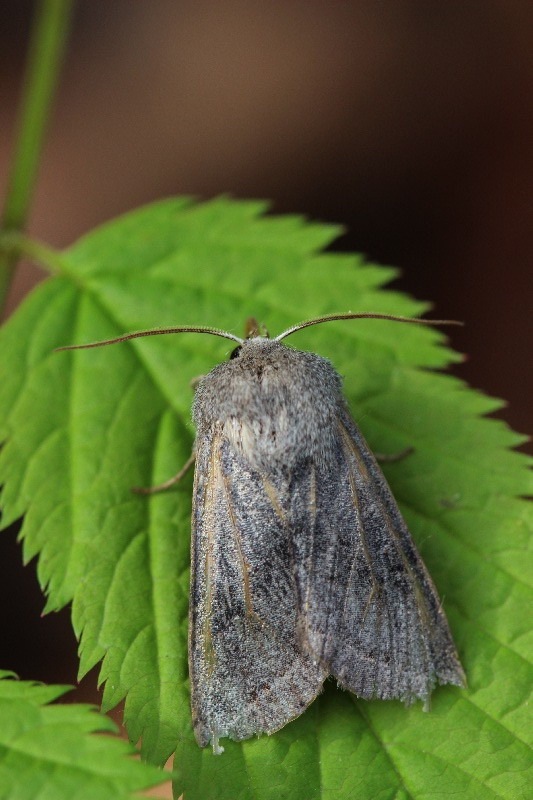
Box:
229;345;242;360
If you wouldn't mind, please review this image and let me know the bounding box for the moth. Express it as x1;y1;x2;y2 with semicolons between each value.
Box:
59;312;465;753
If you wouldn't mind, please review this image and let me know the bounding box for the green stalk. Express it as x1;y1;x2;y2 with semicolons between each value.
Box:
0;0;74;315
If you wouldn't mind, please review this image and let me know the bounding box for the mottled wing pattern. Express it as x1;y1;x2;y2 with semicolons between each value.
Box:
291;410;465;703
190;426;327;749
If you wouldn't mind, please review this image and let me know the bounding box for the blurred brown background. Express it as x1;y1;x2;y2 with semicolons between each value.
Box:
1;0;531;711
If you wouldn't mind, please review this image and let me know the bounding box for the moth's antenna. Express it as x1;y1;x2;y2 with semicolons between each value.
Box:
55;326;244;352
276;312;463;341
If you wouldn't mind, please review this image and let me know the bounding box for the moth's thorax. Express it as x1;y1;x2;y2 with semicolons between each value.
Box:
193;338;344;469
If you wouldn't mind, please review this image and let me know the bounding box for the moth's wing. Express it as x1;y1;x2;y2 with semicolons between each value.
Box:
189;427;327;750
291;410;465;704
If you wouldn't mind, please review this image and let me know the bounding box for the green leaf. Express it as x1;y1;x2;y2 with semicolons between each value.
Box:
0;672;168;799
0;197;531;799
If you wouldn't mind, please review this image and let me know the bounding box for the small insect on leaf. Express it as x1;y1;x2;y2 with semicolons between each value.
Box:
57;312;465;754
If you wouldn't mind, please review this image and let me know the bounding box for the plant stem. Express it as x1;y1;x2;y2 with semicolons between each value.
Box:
0;231;67;275
0;0;74;315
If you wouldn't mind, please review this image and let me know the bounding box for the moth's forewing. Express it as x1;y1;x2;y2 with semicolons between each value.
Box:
291;407;465;701
189;426;327;750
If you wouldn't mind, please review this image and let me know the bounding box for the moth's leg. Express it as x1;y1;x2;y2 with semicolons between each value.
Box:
211;728;224;756
374;446;414;464
132;449;196;495
134;371;202;495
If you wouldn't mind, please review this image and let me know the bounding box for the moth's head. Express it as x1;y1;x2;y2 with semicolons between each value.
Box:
228;316;272;361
